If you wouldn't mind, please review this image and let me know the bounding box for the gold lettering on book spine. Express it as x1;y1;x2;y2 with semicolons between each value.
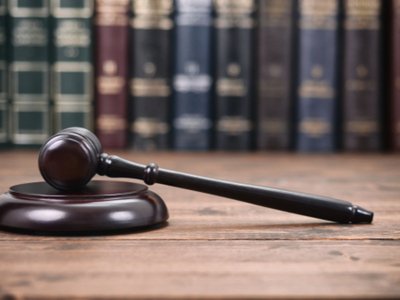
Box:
97;115;126;133
260;120;287;134
346;65;376;92
130;79;170;97
55;21;90;47
259;0;291;27
132;118;169;137
214;0;254;28
98;60;125;95
214;0;254;15
133;0;173;15
300;119;331;137
217;117;252;133
96;0;129;26
345;0;380;30
345;120;378;134
131;0;173;29
298;65;334;99
300;0;337;30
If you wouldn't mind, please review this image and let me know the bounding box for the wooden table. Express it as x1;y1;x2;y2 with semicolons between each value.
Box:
0;150;399;299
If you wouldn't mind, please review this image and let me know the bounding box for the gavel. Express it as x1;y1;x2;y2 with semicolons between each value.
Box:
38;127;373;224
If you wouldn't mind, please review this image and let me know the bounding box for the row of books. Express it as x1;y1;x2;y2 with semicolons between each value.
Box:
0;0;399;152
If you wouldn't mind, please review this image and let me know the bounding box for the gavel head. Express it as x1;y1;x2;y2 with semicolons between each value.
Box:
38;127;103;191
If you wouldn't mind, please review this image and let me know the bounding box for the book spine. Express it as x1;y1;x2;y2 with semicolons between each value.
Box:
95;0;129;148
391;0;400;151
342;0;382;151
257;0;294;150
8;0;50;145
296;0;339;152
51;0;93;131
214;0;255;151
129;0;173;150
172;0;213;151
0;0;6;146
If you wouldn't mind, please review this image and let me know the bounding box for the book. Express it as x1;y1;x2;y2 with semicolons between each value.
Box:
51;0;93;131
95;0;129;148
214;0;255;151
296;0;339;152
8;0;50;145
390;0;400;151
257;0;295;150
129;0;173;150
342;0;382;151
172;0;213;151
0;0;6;146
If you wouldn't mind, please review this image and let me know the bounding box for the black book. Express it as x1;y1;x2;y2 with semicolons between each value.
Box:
129;0;173;150
214;0;255;151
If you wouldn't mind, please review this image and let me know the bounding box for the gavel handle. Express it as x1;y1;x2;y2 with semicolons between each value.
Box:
98;154;373;224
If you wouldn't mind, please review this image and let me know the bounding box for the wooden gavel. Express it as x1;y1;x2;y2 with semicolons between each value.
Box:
38;127;373;224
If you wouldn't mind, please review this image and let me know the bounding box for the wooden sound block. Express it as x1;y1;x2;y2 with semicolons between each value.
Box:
0;181;168;234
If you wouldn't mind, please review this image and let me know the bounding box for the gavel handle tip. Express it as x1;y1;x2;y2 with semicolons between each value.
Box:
350;206;374;224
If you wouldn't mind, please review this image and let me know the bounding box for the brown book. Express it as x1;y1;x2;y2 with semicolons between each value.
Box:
342;0;382;151
391;0;400;151
257;0;294;150
95;0;129;148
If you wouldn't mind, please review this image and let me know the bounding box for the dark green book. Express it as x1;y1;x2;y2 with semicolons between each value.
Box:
0;0;7;146
8;0;50;145
51;0;93;131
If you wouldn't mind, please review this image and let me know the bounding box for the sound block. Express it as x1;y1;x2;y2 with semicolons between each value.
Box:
0;181;168;234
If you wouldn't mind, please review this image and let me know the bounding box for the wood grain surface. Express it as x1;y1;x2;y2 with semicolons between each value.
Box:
0;150;399;299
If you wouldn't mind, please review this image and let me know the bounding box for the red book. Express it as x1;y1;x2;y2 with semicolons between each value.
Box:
95;0;129;148
391;0;400;151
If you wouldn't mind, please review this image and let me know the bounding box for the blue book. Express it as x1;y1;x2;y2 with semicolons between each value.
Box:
172;0;213;150
296;0;339;152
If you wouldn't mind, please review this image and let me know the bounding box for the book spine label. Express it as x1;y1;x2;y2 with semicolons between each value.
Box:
214;0;255;150
95;0;129;148
0;0;6;145
296;0;339;152
391;0;400;151
51;0;93;131
257;0;294;150
172;0;213;150
343;0;382;151
129;0;173;150
8;0;50;145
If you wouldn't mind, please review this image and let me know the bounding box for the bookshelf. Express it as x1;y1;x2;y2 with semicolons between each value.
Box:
0;0;398;152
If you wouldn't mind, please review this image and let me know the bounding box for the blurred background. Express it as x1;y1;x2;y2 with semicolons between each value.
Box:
0;0;399;153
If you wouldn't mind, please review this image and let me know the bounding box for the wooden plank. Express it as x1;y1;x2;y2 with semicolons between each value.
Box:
0;240;399;299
